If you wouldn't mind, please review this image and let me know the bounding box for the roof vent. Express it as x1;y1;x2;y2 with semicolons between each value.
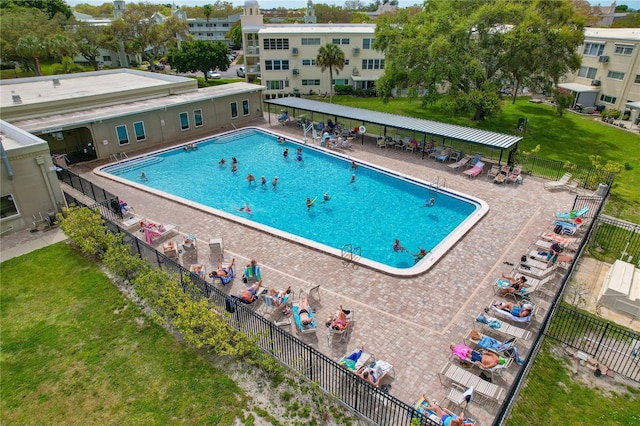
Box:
52;78;60;87
11;94;22;104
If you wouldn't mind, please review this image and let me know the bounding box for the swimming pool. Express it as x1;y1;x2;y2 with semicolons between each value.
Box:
98;127;488;275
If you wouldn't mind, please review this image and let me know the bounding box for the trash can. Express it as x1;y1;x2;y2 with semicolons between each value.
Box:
596;183;608;197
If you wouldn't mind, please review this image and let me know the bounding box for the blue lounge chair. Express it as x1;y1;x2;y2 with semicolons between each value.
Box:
242;264;262;283
555;206;588;220
210;264;234;285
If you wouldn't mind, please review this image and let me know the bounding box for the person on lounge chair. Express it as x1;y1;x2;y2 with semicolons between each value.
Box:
298;293;313;327
449;344;503;369
494;301;532;318
268;286;291;306
356;365;380;387
421;395;465;426
330;305;350;330
209;258;235;278
499;273;527;296
240;280;263;303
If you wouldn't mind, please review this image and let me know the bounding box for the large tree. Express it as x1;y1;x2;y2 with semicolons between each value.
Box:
0;0;72;19
108;2;189;69
375;0;584;120
73;20;117;70
167;40;230;81
316;43;345;103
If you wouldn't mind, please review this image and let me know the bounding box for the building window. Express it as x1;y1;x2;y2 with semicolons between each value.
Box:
332;38;350;45
577;66;598;79
265;60;289;71
583;42;605;56
263;38;289;50
266;80;285;90
301;37;320;45
302;59;316;66
301;79;320;86
194;109;203;127
599;94;617;104
607;70;625;80
363;38;374;49
635;75;640;84
133;121;146;141
0;194;20;219
102;55;112;61
614;45;633;55
332;79;349;85
231;102;238;118
179;112;189;130
116;125;129;145
242;100;249;115
362;59;385;70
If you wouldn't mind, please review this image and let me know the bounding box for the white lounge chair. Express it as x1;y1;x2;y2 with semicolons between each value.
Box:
544;173;572;190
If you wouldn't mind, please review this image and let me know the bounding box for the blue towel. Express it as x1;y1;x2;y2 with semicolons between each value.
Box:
293;304;316;330
220;267;234;285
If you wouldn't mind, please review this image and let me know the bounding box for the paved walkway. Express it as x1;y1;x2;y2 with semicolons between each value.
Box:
2;116;590;424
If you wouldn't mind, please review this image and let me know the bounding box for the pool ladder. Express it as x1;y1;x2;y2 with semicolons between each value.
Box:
341;244;361;265
109;152;129;163
428;175;445;196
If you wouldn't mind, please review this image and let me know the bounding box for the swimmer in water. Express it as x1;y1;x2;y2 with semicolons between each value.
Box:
218;158;226;166
306;197;316;210
237;203;252;214
322;192;330;202
232;157;238;164
231;163;237;172
283;148;289;159
393;239;406;252
351;161;358;171
272;176;279;188
421;198;435;208
350;174;356;184
261;176;267;186
140;171;148;181
246;173;256;185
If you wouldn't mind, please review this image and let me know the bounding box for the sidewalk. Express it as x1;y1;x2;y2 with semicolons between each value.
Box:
0;227;67;263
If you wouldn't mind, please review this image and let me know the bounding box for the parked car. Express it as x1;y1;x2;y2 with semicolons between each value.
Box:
152;63;165;71
236;66;245;78
207;70;221;79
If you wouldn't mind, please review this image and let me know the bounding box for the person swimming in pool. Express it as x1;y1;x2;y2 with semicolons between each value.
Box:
350;174;356;184
322;193;330;202
236;203;252;214
351;161;358;171
140;171;148;181
261;176;267;186
393;239;406;252
218;158;225;167
272;176;278;188
283;148;289;159
246;173;256;185
231;163;237;172
306;197;316;210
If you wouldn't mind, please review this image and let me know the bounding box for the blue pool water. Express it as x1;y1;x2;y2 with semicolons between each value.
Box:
101;128;483;272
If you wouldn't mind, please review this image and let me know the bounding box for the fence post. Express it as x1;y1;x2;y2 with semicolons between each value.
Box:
594;321;611;358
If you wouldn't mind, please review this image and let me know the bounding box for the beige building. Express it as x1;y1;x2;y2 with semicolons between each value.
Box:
0;69;264;233
561;28;640;118
240;0;385;97
0;120;65;234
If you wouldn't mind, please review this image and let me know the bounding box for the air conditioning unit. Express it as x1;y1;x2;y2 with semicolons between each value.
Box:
292;68;299;75
292;47;298;55
353;47;360;54
591;79;601;86
598;55;609;63
352;67;359;75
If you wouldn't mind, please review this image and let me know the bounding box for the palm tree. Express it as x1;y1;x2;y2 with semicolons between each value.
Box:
16;35;46;76
316;43;345;103
203;4;212;21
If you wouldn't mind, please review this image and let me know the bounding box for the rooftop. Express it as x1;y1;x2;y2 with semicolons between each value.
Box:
584;27;640;41
258;24;375;34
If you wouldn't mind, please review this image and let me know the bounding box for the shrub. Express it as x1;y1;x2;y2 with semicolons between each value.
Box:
58;206;117;257
334;84;353;95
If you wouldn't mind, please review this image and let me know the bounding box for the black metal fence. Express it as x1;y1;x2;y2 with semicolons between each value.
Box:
589;215;640;265
545;304;640;382
510;153;616;190
62;190;437;426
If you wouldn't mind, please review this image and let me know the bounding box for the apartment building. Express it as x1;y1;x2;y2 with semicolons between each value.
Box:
240;0;386;97
561;28;640;116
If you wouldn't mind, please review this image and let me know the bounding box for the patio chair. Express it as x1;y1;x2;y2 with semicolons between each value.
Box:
339;347;374;372
507;165;522;183
487;164;500;179
544;173;572;190
412;391;478;425
376;136;386;148
189;263;206;279
327;307;354;343
436;147;453;162
493;165;510;183
242;261;262;283
555;206;589;221
489;299;537;326
449;150;463;163
162;240;179;261
448;155;471;171
463;161;485;178
292;291;316;334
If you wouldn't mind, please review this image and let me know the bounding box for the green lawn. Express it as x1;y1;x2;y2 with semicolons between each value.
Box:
321;96;640;222
507;341;640;425
0;243;251;425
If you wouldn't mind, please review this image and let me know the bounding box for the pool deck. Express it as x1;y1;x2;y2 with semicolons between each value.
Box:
12;116;589;424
